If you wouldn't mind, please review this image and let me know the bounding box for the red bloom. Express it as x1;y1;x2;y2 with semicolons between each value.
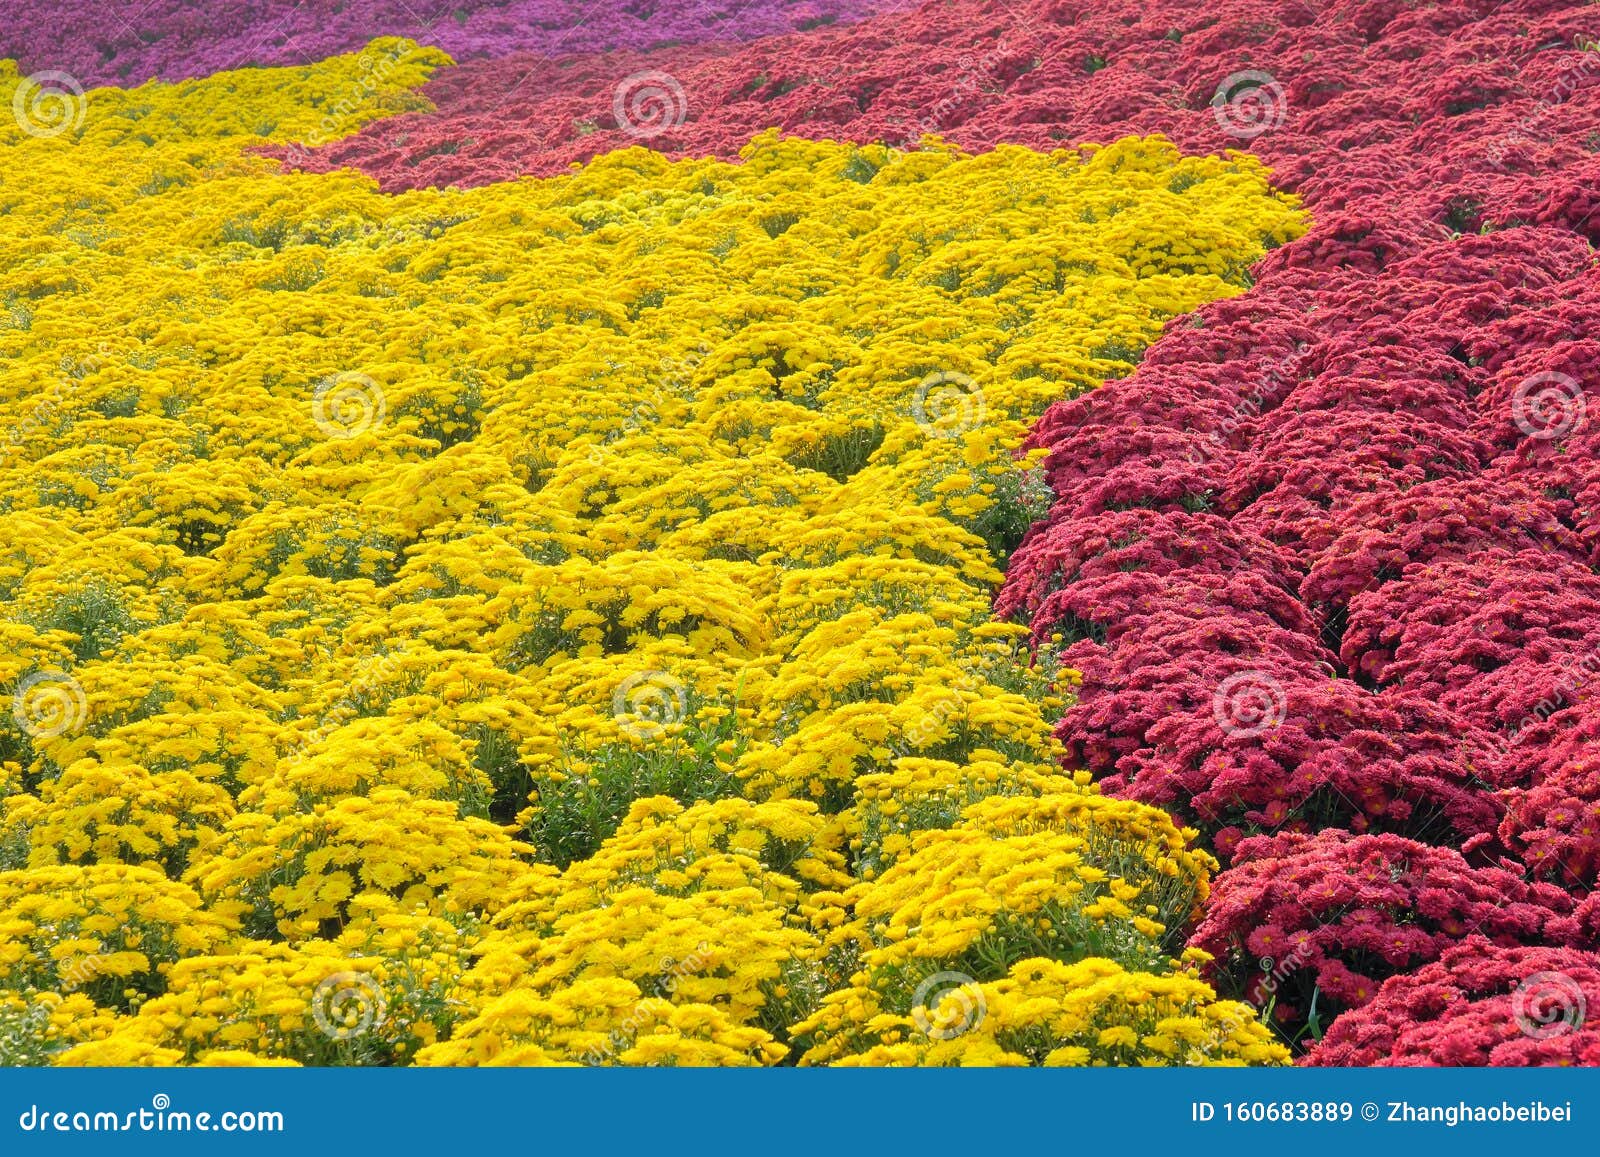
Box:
1194;832;1587;1045
1309;940;1600;1067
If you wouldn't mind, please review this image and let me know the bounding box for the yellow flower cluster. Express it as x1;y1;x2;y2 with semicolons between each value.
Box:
818;957;1287;1067
0;41;1302;1065
53;911;476;1066
0;865;232;1006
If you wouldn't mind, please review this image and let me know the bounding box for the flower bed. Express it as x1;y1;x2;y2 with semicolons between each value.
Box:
0;0;899;86
7;0;1600;1067
0;45;1300;1065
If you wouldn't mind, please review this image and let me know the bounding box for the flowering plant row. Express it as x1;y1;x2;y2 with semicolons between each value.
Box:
0;0;898;86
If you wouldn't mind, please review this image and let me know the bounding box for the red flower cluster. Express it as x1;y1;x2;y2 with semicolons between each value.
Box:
1193;831;1596;1039
1308;940;1600;1066
1342;550;1600;730
1107;681;1503;851
1500;697;1600;887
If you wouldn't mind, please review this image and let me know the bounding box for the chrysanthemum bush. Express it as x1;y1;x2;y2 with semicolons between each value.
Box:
1191;831;1600;1044
789;787;1256;1066
1499;697;1600;888
0;865;234;1011
1307;940;1600;1068
0;44;1303;1065
801;957;1286;1067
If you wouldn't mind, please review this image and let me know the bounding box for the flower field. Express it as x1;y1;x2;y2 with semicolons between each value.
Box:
3;0;1600;1069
